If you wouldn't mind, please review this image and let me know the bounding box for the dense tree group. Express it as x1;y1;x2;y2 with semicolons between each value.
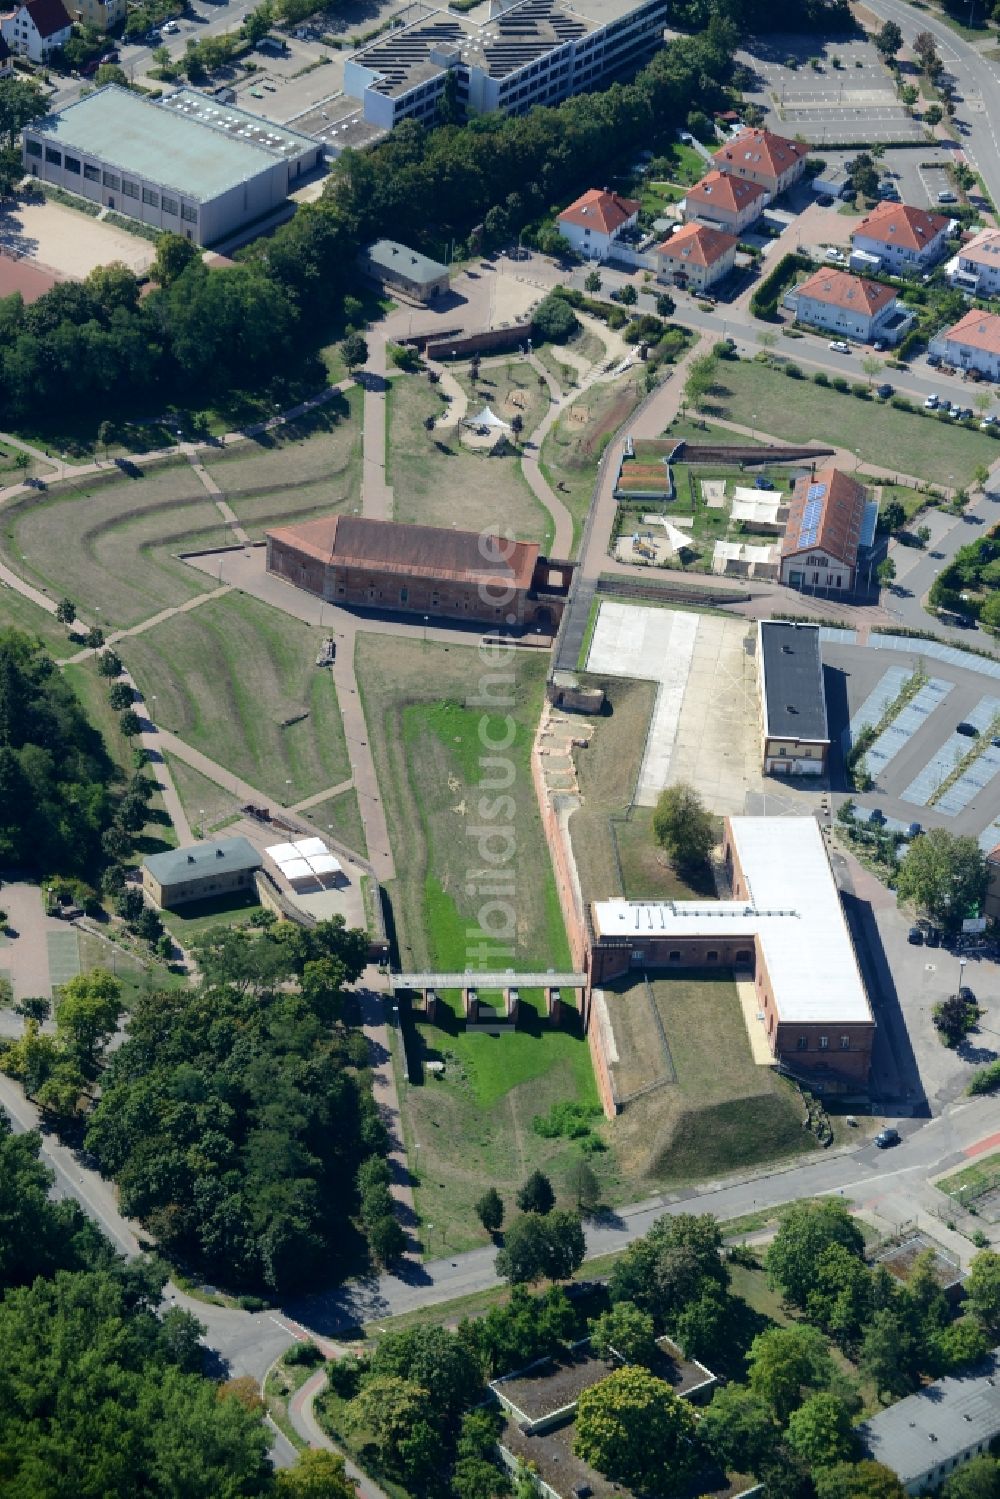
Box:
0;25;734;434
85;919;385;1291
0;629;115;875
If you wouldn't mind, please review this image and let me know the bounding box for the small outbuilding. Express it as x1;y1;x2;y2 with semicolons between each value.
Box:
360;239;449;303
142;837;262;910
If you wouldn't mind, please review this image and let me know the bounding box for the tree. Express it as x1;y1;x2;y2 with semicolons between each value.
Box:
879;499;906;533
0;77;46;154
932;1315;989;1373
896;828;988;930
574;1366;697;1492
981;594;1000;635
924;101;944;127
862;354;882;387
108;681;133;712
609;1213;728;1324
517;1170;555;1215
786;1391;856;1469
683;353;717;411
847;152;879;201
242;0;274;44
55;597;76;625
533;292;579;344
476;1187;504;1235
589;1302;658;1366
874;19;902;58
942;1457;1000;1499
698;1383;781;1477
371;1324;481;1428
584;270;602;294
84;625;105;651
806;1243;875;1353
152;232;199;288
935;990;978;1046
495;1210;584;1284
118;709;142;740
768;1202;865;1311
747;1324;836;1421
277;1450;359;1498
55;970;122;1079
860;1305;922;1400
340;333;369;372
565;1155;600;1213
97;649;122;678
900;83;919;107
965;1250;1000;1331
656;293;675;318
877;557;897;587
618;283;638;307
652;782;715;873
346;1375;434;1479
815;1461;907;1499
13;994;50;1022
673;1283;735;1368
913;30;939;68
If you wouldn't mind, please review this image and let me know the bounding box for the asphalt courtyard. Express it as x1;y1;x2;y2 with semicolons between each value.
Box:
740;33;922;143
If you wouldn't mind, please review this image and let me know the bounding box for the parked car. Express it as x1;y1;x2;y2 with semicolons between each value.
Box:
873;340;886;352
754;476;774;490
825;248;846;263
925;926;941;947
100;48;119;61
161;19;179;32
959;985;976;1004
876;383;893;399
875;1127;901;1149
924;394;939;409
870;807;886;825
937;190;959;204
828;340;850;353
816;194;834;207
907;822;923;838
908;926;924;945
957;721;979;736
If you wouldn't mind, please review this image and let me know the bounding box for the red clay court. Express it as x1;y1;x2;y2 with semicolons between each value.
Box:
0;251;59;304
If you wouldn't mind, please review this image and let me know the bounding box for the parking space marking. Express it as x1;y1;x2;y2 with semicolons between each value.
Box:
866;677;954;779
844;667;909;752
901;695;1000;808
937;739;1000;816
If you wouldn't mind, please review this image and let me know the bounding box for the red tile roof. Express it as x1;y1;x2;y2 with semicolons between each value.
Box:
685;169;767;215
23;0;70;35
712;128;809;180
655;222;737;267
940;308;1000;355
795;267;896;317
957;227;1000;270
557;189;639;237
267;515;539;590
854;200;949;251
781;468;867;568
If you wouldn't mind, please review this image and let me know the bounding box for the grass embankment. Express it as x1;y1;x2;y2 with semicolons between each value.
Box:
123;593;350;805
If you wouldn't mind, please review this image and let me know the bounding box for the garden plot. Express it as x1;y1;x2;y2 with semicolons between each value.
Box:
864;678;953;780
901;696;1000;808
843;666;908;752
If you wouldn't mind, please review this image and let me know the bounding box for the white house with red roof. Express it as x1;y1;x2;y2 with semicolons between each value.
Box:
930;308;1000;379
786;267;911;345
851;201;951;276
711;127;809;198
779;468;870;592
1;0;70;59
654;222;736;291
947;227;1000;298
556;188;640;262
682;169;767;236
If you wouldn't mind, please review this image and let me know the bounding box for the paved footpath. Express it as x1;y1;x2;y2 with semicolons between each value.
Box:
361;340;394;522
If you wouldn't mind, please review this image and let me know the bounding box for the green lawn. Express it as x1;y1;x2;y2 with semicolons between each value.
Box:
706;360;997;486
0;585;79;658
122;593;350;805
63;662;176;866
164;754;244;837
607;972;817;1187
201;388;362;541
76;930;186;1008
541;366;648;554
858;473;932;524
936;1151;1000;1202
159;889;262;948
0;460;224;631
355;633;569;972
387;375;554;549
298;786;368;860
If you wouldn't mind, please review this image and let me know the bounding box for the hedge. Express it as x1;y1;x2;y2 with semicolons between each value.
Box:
749;252;811;321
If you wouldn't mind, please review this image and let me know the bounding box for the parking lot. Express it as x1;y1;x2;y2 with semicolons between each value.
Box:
740;32;923;144
798;143;957;210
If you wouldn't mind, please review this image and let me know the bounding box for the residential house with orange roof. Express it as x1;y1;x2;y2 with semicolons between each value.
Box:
682;169;767;236
850;201;951;276
779;468;872;593
930;308;1000;379
947;227;1000;298
711;127;809;198
786;267;911;345
556;188;640;262
653;222;737;291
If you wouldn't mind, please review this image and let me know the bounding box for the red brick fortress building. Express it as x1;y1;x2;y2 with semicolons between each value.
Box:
265;514;573;631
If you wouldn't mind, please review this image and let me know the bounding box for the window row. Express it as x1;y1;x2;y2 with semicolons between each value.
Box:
23;144;196;222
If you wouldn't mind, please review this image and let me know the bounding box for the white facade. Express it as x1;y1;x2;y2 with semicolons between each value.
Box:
947;231;1000;297
788;286;906;344
559;214;631;261
851;224;949;275
930;329;1000;379
779;547;852;592
1;1;70;61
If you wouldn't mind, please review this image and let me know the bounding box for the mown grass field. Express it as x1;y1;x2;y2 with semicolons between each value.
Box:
164;754;244;837
298;786;368;860
202;388;363;541
122;593;350;804
937;1150;1000;1202
0;461;223;631
0;585;79;658
607;973;816;1186
387;375;554;547
706;359;997;486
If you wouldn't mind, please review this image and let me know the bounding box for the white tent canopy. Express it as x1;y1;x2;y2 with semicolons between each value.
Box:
466;405;511;431
265;837;344;888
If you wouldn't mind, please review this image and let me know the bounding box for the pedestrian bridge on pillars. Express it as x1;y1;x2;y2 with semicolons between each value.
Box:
388;972;589;1028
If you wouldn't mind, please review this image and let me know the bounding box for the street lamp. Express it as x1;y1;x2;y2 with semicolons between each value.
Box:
959;954;968;995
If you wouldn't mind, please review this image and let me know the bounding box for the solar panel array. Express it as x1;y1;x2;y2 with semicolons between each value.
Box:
797;482;827;549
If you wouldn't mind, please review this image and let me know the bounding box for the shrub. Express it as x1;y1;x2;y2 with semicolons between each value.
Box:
832;377;850;392
890;396;914;411
284;1340;326;1367
851;383;870;399
969;1060;1000;1095
784;363;803;379
533;292;579;344
813;371;830;386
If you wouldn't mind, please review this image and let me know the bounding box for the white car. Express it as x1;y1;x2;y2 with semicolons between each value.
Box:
824;247;845;263
924;394;938;409
161;19;179;32
828;340;850;353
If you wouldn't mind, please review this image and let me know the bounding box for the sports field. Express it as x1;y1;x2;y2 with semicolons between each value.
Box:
122;592;350;804
386;375;554;547
0;461;223;630
355;632;569;973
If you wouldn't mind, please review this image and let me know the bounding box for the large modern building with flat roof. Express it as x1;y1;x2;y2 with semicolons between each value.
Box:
343;0;667;132
588;816;875;1087
22;86;323;246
